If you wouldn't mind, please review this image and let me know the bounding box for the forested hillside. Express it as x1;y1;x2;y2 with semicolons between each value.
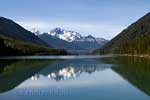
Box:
94;12;150;55
0;35;67;56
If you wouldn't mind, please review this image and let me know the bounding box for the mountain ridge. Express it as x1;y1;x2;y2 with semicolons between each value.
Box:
0;17;67;55
94;12;150;55
0;17;49;47
46;27;107;44
36;28;108;54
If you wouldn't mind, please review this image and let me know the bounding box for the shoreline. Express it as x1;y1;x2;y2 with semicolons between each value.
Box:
118;54;150;58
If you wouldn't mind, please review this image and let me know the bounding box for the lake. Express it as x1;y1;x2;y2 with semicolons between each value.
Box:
0;55;150;100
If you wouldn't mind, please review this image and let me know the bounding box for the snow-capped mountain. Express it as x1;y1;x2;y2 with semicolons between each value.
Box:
82;35;107;44
48;28;82;42
35;28;108;54
47;28;107;44
31;28;40;35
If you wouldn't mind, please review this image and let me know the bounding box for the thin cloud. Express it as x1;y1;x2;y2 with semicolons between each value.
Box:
17;20;125;39
17;21;50;30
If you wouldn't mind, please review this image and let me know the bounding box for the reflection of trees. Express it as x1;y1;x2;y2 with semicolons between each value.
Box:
0;58;113;93
0;59;113;93
102;56;150;95
0;59;57;93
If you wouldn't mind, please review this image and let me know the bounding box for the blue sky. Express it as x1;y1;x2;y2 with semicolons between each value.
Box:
0;0;150;39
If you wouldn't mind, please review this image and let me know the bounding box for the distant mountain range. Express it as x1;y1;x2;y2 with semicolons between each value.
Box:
35;28;108;54
0;17;67;56
47;28;106;43
94;12;150;55
2;12;150;56
0;16;107;55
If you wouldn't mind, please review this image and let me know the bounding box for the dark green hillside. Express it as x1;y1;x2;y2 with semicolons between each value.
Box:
0;35;67;56
0;17;49;47
0;17;67;55
94;12;150;55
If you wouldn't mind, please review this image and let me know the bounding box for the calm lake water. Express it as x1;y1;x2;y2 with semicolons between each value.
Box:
0;55;150;100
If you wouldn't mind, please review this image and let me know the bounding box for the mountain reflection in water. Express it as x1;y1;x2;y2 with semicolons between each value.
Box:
0;56;150;100
30;59;113;81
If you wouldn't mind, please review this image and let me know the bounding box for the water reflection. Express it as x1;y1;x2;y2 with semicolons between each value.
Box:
29;59;113;81
0;56;150;100
101;56;150;95
0;59;59;93
0;58;113;93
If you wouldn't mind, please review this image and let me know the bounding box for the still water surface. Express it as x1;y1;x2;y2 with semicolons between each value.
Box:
0;55;150;100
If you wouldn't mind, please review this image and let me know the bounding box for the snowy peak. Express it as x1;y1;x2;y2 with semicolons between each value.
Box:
86;35;94;38
95;38;108;45
38;27;108;53
49;27;63;35
46;28;107;44
31;28;40;35
83;35;96;42
48;28;82;42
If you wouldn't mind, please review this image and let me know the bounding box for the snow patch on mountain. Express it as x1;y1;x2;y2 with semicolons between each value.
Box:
31;28;40;35
32;27;108;46
48;28;82;42
47;28;107;44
